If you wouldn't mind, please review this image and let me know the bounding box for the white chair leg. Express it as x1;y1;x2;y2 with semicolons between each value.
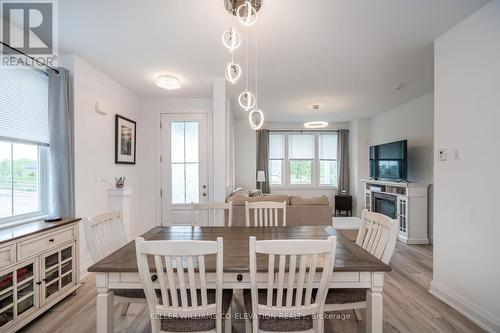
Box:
121;302;131;316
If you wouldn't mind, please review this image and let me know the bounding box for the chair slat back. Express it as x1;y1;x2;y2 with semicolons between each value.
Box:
82;210;129;262
245;201;287;227
356;209;398;264
135;237;224;332
191;202;233;226
249;236;337;323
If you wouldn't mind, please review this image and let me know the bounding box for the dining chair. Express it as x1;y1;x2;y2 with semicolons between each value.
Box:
245;236;337;333
245;201;287;227
324;209;398;320
191;202;233;226
135;237;232;333
82;210;145;315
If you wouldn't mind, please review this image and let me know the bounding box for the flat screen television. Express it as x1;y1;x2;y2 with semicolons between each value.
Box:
369;140;408;181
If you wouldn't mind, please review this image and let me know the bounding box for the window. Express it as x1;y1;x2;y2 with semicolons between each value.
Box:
269;134;284;185
268;132;338;188
319;134;338;185
288;134;314;185
0;67;49;223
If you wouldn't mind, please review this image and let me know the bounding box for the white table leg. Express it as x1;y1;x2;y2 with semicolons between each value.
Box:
366;272;384;333
96;272;114;333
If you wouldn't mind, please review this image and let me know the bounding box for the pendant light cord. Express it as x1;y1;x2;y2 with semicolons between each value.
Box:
255;26;258;108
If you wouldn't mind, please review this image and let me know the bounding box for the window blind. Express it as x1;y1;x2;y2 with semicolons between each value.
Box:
320;134;338;159
0;66;49;145
269;134;284;159
288;134;314;159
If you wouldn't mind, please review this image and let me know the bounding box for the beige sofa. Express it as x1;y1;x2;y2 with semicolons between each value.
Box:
226;192;332;227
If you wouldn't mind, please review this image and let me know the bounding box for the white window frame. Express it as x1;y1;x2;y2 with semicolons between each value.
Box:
269;132;338;190
0;139;50;227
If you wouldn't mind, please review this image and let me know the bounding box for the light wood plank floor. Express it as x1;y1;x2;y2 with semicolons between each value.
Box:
20;242;484;333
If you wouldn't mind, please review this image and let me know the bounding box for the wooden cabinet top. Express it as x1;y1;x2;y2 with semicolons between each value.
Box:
0;218;80;245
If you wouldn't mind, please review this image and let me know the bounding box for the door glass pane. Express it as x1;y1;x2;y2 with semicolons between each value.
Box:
185;164;199;203
61;260;72;274
17;281;33;298
17;264;33;282
171;164;185;204
61;274;72;288
45;268;59;283
184;122;199;163
17;295;34;315
0;306;13;327
170;121;200;204
0;142;12;218
61;247;72;261
45;282;58;298
171;122;185;163
45;253;58;269
0;290;13;309
0;273;13;293
13;143;39;215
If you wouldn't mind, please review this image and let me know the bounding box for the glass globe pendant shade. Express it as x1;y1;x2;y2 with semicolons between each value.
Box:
238;90;256;111
225;62;241;84
237;1;257;26
248;109;264;130
222;27;241;52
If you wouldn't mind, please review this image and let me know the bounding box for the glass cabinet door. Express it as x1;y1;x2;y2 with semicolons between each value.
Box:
41;243;75;304
0;259;37;330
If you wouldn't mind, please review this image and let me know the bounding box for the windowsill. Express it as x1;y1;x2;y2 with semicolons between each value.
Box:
270;186;338;191
0;213;50;230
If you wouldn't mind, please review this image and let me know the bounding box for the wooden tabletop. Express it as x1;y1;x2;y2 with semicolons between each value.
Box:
88;226;391;273
0;218;81;244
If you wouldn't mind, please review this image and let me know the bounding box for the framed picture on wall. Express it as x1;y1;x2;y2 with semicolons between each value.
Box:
115;114;136;164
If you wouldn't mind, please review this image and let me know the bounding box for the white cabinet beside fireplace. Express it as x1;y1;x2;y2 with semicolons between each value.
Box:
363;179;429;244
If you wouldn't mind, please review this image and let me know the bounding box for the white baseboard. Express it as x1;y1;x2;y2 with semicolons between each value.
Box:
429;280;500;333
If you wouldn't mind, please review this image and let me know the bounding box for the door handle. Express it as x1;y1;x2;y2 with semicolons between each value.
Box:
202;193;207;197
202;185;207;189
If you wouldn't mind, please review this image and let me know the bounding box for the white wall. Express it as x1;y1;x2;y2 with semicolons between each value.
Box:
431;2;500;331
364;93;434;239
61;55;151;274
233;119;350;204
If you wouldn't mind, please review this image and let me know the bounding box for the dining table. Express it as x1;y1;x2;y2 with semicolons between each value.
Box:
88;225;391;333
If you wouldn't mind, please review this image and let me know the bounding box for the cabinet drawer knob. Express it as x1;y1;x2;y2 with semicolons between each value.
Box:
36;281;42;285
151;274;158;282
49;238;55;243
236;274;243;282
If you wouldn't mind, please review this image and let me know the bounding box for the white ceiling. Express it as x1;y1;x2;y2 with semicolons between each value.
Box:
58;0;488;122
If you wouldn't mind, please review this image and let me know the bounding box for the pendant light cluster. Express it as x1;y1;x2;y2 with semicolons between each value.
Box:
222;0;263;130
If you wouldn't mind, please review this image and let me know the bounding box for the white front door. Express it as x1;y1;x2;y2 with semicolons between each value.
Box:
160;114;208;225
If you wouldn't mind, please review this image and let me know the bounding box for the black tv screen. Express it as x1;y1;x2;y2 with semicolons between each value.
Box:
369;140;407;180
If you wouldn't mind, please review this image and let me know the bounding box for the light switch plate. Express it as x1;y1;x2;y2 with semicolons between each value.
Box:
439;149;447;161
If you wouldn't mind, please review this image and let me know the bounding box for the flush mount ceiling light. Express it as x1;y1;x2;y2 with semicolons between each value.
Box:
155;75;181;90
222;27;241;52
238;90;256;111
304;121;329;129
237;1;258;26
225;62;241;84
248;109;264;130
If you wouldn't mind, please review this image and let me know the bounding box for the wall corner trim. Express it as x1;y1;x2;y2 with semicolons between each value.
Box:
429;280;500;333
